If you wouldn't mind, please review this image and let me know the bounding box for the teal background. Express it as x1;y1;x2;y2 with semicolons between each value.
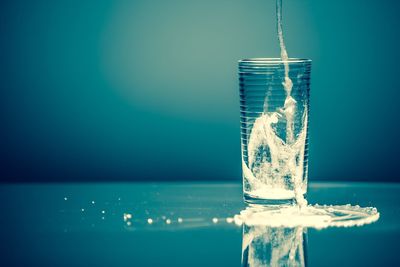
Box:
1;0;399;182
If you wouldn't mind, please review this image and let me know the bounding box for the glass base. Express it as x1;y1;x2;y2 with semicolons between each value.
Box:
243;193;302;206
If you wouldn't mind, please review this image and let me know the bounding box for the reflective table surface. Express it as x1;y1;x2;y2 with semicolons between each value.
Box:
0;182;399;267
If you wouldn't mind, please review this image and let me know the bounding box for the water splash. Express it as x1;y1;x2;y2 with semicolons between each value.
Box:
235;204;380;229
243;106;308;201
242;0;307;207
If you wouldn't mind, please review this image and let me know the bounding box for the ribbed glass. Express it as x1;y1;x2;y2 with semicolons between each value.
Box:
238;58;311;204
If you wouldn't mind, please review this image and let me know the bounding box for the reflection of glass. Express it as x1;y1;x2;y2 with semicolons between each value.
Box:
242;224;307;267
237;203;380;267
239;59;311;205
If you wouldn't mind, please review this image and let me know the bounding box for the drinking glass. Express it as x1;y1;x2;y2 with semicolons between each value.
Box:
239;58;311;205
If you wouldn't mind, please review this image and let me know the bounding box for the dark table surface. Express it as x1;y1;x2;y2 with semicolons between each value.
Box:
0;182;398;267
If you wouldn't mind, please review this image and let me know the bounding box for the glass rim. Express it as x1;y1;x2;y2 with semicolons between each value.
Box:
239;58;312;64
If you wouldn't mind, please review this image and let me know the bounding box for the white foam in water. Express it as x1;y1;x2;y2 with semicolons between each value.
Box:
243;108;308;202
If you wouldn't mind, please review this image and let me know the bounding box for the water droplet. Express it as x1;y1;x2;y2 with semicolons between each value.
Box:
123;213;132;221
226;217;234;223
234;216;243;226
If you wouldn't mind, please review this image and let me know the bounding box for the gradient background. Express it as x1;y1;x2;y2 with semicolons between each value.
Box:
1;0;399;183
